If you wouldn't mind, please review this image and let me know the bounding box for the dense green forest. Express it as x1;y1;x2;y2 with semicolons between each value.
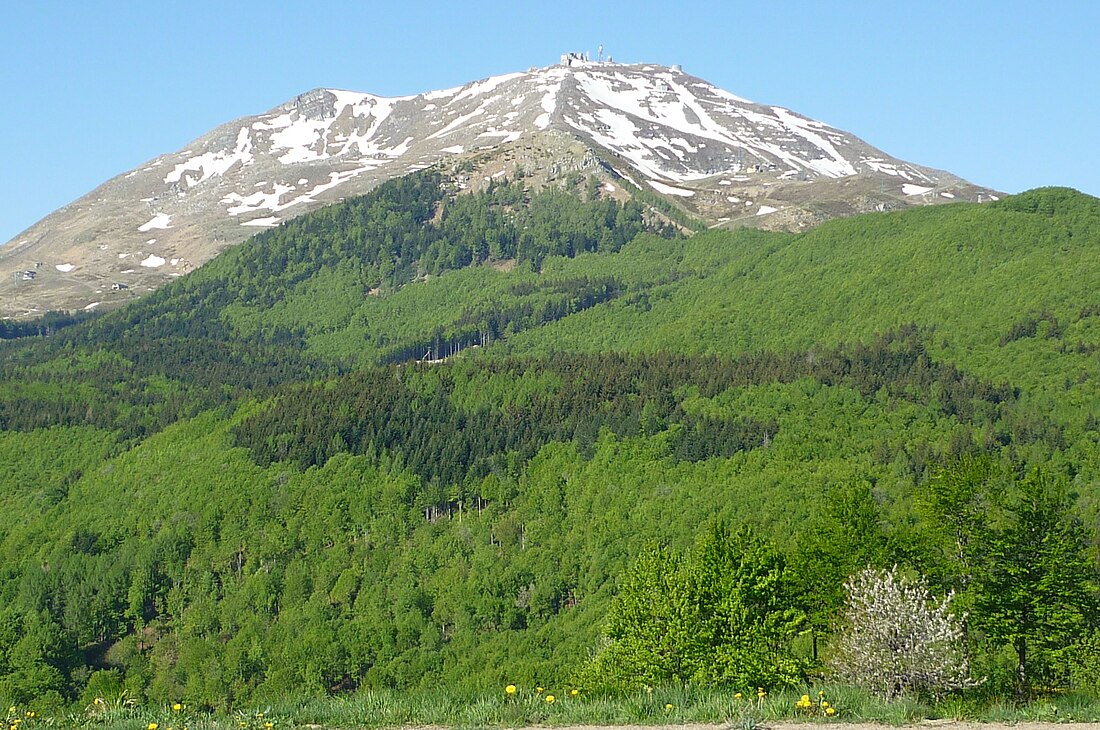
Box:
0;176;1099;713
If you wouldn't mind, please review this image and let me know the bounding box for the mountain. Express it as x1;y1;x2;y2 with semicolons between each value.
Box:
0;57;997;318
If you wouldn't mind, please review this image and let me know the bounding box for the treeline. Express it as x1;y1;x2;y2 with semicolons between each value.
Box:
233;352;777;487
0;336;328;442
1000;304;1100;355
78;169;669;347
0;310;97;340
234;327;1024;490
378;275;622;363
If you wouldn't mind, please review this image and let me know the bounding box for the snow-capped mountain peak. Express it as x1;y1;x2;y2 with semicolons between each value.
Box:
0;59;996;317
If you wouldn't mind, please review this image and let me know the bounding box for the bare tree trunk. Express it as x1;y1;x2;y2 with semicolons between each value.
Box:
1016;637;1028;697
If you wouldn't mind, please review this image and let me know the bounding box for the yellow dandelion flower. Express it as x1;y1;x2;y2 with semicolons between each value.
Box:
818;690;825;696
665;703;674;711
505;684;517;695
148;724;159;730
571;688;579;696
734;692;742;699
826;707;836;716
545;694;555;704
821;700;830;708
265;723;273;729
173;702;183;712
536;686;544;693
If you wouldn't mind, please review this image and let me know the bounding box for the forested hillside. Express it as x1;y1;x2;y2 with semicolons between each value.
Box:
0;178;1098;711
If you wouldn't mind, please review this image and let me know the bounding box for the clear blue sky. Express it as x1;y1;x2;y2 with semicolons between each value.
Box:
2;0;1097;245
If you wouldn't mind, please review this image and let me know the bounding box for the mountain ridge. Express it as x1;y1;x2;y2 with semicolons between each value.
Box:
0;58;998;317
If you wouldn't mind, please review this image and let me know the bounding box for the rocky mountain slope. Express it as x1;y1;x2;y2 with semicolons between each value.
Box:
0;57;998;317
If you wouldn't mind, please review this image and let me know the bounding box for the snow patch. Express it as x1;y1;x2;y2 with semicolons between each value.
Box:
450;72;525;104
260;92;410;166
427;104;489;139
83;302;100;311
165;126;254;186
55;263;75;273
241;217;281;227
648;180;695;197
770;107;857;178
940;192;955;199
441;145;465;154
422;85;462;101
757;205;779;216
140;255;166;268
476;128;522;143
138;213;172;232
902;184;933;196
269;115;333;164
222;183;296;215
535;77;563;130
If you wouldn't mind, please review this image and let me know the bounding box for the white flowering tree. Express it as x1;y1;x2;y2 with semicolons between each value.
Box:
829;565;975;699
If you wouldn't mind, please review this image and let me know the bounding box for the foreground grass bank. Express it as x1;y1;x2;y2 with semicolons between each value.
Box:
8;686;1100;730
